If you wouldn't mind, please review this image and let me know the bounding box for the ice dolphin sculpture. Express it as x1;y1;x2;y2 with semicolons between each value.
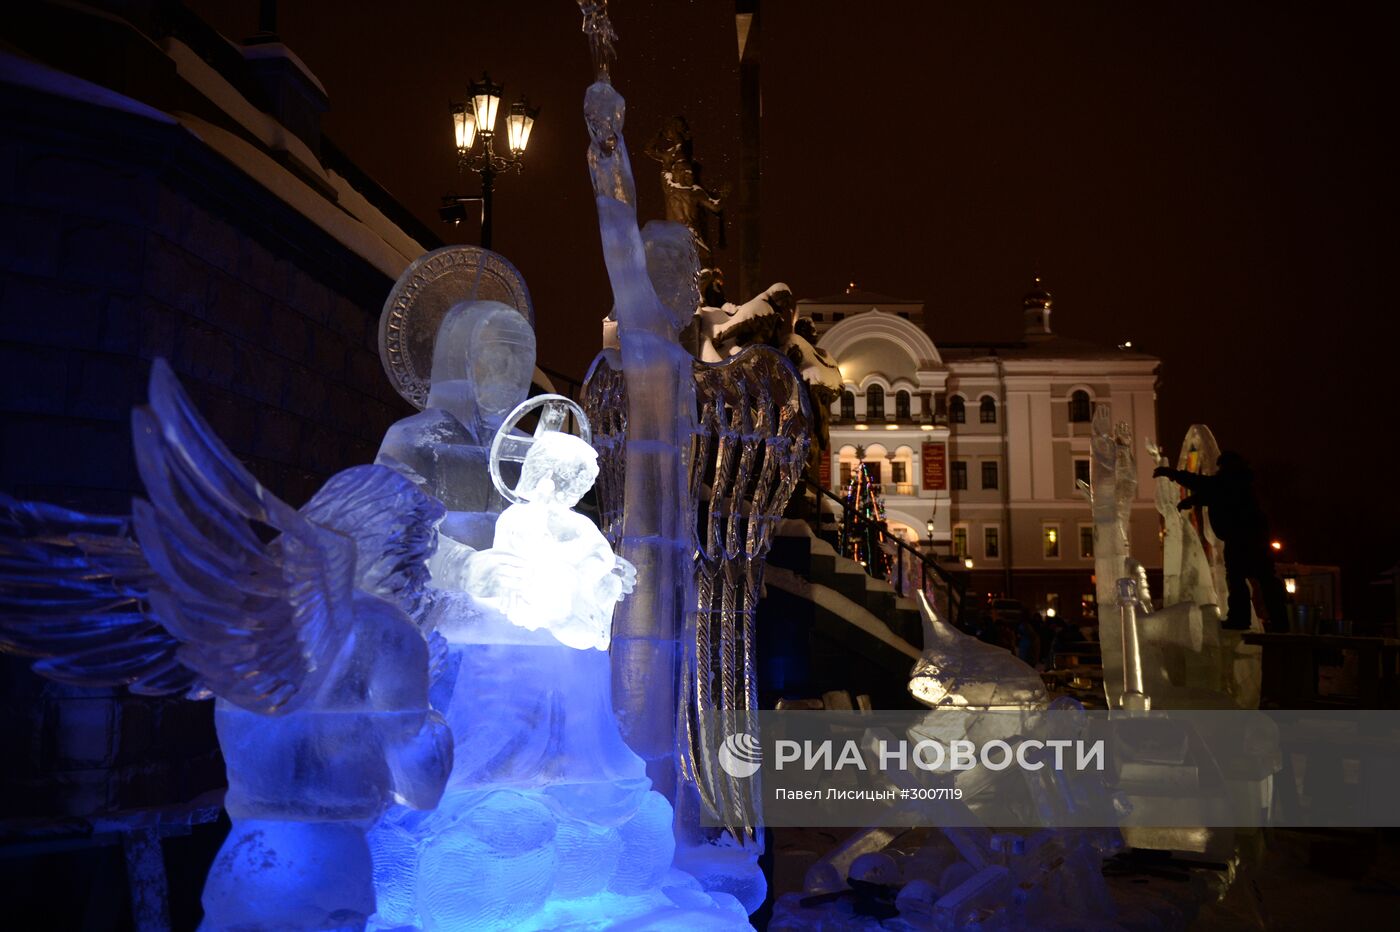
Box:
0;359;453;931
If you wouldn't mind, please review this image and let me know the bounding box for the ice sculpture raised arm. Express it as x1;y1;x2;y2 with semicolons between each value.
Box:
0;359;452;931
465;394;635;650
579;0;698;795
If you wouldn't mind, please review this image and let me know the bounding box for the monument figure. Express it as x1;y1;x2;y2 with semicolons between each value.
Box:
644;114;728;300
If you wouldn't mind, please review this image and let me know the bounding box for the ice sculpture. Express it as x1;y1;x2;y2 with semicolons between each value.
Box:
377;299;536;550
471;399;637;650
1089;404;1144;710
575;4;812;912
0;360;452;931
584;346;812;911
1144;429;1264;710
368;393;748;929
908;592;1047;710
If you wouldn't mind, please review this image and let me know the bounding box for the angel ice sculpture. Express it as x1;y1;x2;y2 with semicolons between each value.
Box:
0;359;452;931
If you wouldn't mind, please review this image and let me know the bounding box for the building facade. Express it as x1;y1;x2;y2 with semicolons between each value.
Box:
806;283;1162;621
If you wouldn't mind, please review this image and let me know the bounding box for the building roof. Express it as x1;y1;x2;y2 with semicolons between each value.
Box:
799;287;921;306
939;335;1158;363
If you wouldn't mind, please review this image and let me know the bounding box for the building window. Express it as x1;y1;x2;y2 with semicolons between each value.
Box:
832;312;845;322
981;460;998;490
1079;525;1094;559
1043;524;1061;559
840;391;855;421
1073;458;1090;488
839;461;853;487
891;460;907;484
949;395;965;424
895;390;911;420
952;460;968;491
1069;390;1092;423
984;526;1000;560
864;460;883;485
1045;593;1060;619
979;396;997;424
953;526;969;558
811;312;824;322
866;385;885;419
897;311;910;320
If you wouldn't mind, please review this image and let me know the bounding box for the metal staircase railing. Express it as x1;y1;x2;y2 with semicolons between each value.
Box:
804;480;967;629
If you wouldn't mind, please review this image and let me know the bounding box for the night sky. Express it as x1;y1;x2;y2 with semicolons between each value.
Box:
186;1;1399;613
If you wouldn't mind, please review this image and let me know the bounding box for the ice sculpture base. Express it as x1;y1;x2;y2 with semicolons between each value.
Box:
203;819;374;931
369;599;749;930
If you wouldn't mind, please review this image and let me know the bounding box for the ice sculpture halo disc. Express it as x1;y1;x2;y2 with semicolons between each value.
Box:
379;246;534;409
489;394;593;505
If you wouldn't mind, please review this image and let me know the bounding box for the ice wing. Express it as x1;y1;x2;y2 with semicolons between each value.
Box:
0;496;204;697
130;359;355;714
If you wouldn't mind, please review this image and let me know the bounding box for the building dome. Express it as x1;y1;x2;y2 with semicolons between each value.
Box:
1022;275;1053;336
1022;276;1053;312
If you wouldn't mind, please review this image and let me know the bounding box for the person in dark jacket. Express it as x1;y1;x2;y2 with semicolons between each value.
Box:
1153;452;1288;630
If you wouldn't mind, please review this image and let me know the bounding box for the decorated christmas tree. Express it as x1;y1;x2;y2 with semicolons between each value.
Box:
840;455;893;580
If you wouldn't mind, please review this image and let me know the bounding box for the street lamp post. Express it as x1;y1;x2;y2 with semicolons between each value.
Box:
449;72;538;250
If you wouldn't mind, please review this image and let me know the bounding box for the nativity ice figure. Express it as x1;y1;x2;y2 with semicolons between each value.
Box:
467;422;636;651
376;299;536;551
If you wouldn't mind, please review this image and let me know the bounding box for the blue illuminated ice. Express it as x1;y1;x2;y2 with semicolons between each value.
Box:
0;360;453;930
467;429;636;651
368;399;745;928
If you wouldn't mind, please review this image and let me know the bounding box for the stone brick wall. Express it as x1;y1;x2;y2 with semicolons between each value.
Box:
0;78;414;818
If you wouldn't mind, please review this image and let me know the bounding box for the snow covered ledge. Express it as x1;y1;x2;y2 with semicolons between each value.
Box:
0;44;425;283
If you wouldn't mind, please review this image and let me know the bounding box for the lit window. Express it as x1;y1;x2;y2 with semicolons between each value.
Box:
952;460;968;491
1043;524;1061;559
979;396;997;424
895;390;911;420
866;385;885;419
1079;526;1094;559
981;461;998;490
984;526;1000;559
949;395;965;424
953;526;968;558
1073;458;1090;488
1069;390;1092;423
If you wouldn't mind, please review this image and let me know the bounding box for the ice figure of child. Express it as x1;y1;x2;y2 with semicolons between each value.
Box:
470;430;636;650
